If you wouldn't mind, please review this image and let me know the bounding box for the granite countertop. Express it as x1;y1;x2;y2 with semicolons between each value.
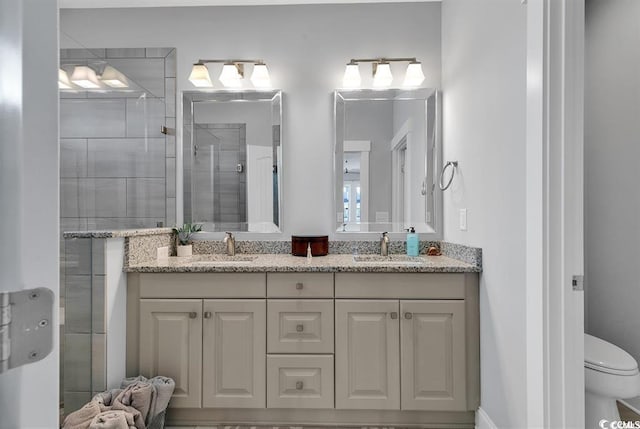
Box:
63;228;174;239
126;253;480;273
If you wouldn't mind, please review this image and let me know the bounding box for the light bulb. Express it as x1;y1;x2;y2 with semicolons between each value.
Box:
188;64;213;88
373;62;393;88
250;63;271;88
58;69;72;89
342;63;361;88
70;66;101;89
219;63;243;88
403;62;425;87
100;65;129;88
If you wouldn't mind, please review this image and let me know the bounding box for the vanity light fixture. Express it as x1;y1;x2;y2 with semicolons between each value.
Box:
70;65;101;89
342;57;426;89
188;59;271;89
58;69;72;89
100;65;129;88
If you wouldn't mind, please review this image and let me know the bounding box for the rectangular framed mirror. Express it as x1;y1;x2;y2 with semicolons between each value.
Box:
183;90;282;233
334;88;441;235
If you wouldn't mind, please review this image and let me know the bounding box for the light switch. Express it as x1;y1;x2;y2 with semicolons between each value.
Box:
459;209;468;231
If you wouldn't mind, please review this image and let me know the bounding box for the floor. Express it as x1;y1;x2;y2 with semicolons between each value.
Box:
618;401;640;423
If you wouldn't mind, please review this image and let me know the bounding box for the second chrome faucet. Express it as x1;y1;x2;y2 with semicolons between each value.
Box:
223;232;235;256
380;232;389;256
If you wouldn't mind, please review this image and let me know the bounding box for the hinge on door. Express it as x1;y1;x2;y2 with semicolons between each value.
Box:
572;275;584;291
0;288;54;374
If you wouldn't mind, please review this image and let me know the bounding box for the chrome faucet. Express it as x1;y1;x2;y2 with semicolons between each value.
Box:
223;232;235;256
380;232;390;256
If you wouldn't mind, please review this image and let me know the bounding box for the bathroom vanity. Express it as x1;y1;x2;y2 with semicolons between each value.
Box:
124;252;480;428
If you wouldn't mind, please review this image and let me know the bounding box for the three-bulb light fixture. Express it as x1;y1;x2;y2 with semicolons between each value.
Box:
58;64;129;90
342;57;426;89
188;59;271;89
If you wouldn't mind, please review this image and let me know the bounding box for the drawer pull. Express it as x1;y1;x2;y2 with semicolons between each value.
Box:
189;312;197;319
295;282;304;290
295;381;304;390
404;312;413;320
390;312;398;319
204;311;212;319
296;324;304;332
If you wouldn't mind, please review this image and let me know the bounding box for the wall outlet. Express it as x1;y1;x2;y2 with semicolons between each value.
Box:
459;209;468;231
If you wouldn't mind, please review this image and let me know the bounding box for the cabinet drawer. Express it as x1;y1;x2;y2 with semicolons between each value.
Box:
139;273;265;298
335;273;465;299
267;273;333;298
267;355;334;409
267;300;334;353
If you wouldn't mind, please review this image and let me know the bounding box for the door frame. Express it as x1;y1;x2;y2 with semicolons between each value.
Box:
525;0;585;427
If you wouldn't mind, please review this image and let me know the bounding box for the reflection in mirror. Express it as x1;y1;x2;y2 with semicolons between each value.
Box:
334;88;441;234
183;90;282;232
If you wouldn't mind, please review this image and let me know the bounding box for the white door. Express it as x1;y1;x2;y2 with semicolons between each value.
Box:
526;0;585;427
0;0;59;427
202;299;266;408
335;300;400;410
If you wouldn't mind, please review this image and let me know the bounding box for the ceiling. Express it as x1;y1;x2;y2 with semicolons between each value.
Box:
60;0;439;8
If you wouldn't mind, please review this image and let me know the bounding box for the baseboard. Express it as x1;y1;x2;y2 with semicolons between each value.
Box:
620;397;640;415
476;407;498;429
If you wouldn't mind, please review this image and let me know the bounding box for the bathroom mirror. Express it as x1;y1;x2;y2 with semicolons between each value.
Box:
334;88;441;234
183;90;282;232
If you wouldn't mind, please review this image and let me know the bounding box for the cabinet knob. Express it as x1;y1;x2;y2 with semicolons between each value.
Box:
404;312;413;320
296;324;304;332
204;311;212;319
295;381;304;390
295;282;304;290
189;312;197;319
390;312;398;319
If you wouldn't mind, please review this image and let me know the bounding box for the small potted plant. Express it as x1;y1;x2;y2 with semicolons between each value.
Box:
173;223;202;257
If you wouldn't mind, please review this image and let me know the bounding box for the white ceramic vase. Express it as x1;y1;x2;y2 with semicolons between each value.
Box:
177;244;192;257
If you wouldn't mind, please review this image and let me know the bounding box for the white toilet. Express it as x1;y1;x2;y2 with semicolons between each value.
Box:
585;334;640;428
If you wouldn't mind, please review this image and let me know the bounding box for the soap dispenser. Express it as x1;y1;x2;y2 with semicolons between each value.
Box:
406;227;419;257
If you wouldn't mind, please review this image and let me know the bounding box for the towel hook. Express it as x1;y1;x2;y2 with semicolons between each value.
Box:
439;161;458;191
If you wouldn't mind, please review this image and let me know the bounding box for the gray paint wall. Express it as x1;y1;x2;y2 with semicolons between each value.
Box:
60;3;442;236
441;0;527;427
585;0;640;408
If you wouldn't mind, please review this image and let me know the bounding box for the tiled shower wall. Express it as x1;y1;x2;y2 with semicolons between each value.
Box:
60;48;176;415
60;47;177;232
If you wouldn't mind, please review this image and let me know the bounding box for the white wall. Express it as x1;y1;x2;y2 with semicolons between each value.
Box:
585;0;640;409
441;1;527;427
0;0;59;427
60;3;441;238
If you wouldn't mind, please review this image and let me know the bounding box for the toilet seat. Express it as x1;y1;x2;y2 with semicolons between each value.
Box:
585;334;639;376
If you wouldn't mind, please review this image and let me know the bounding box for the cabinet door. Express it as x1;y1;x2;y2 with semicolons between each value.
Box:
202;299;266;408
139;299;202;408
335;300;400;410
401;300;466;411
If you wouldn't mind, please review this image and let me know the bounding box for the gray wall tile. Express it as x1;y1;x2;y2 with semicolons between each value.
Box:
91;275;105;334
126;178;165;218
64;238;92;276
78;178;127;218
125;97;165;138
164;78;176;117
64;48;105;59
61;99;126;138
61;179;80;218
91;239;105;275
92;334;106;392
64;391;92;416
166;198;176;226
64;333;91;391
61;218;88;232
61;139;88;178
166;158;175;197
108;58;165;98
65;275;92;334
166;134;175;157
86;217;162;230
87;138;165;178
